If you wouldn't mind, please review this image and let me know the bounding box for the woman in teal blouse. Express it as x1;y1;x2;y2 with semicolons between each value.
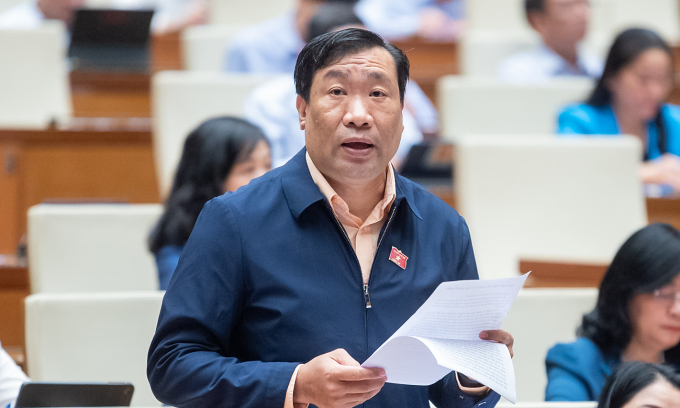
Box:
545;224;680;401
557;28;680;190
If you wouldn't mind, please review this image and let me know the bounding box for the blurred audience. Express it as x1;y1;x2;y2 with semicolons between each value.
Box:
354;0;464;41
597;362;680;408
0;344;28;408
224;0;357;73
243;5;437;166
148;117;271;290
0;0;207;33
545;223;680;401
558;28;680;192
499;0;603;83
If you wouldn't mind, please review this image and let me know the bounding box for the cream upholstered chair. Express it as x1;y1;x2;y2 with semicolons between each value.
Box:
0;21;71;128
27;204;162;293
208;0;295;24
25;291;164;406
181;24;245;72
151;71;281;196
501;288;599;401
455;135;647;280
437;77;594;142
466;0;529;33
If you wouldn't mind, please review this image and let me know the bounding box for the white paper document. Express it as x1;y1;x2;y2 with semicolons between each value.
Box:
362;273;530;403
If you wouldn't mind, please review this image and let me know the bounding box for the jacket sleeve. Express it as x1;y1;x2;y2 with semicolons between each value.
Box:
429;373;501;408
147;198;298;408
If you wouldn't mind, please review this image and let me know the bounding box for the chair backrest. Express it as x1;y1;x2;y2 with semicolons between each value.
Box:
608;0;679;43
27;204;162;293
437;76;594;142
0;21;71;128
501;288;599;401
460;30;540;76
460;30;610;77
466;0;529;33
208;0;295;25
181;23;245;72
455;135;647;279
152;71;279;196
25;291;164;406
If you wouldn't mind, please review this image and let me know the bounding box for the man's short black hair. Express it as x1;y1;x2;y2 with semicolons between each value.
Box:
525;0;545;18
294;28;409;103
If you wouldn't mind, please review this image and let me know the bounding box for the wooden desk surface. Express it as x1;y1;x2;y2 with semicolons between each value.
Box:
0;120;160;253
391;37;458;108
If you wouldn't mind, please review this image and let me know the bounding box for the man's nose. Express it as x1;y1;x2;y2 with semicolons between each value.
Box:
343;96;373;128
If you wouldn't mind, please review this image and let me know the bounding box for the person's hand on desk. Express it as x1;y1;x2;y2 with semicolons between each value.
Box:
294;348;387;408
640;153;680;191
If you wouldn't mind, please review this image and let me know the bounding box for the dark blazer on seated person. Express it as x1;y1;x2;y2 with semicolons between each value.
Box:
147;148;501;408
557;103;680;160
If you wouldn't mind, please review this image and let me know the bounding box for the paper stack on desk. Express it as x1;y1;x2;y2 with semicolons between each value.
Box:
362;273;530;403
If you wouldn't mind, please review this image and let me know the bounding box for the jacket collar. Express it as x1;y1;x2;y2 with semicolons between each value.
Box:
281;148;422;220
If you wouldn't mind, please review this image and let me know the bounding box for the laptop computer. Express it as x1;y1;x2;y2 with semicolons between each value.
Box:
68;9;154;73
14;382;134;407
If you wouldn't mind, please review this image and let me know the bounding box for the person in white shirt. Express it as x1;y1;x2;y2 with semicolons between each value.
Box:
498;0;603;83
0;343;28;408
354;0;464;41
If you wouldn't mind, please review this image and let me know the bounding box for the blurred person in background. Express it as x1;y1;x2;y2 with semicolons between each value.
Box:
0;0;207;33
498;0;603;83
243;2;437;167
354;0;464;41
545;224;680;401
0;343;28;408
224;0;358;73
148;117;271;290
597;362;680;408
558;28;680;192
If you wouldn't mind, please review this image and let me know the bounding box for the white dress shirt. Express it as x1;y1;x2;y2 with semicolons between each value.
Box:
498;43;604;83
355;0;464;40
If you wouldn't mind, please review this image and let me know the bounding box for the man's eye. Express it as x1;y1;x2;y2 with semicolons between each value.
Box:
371;91;385;97
331;89;343;95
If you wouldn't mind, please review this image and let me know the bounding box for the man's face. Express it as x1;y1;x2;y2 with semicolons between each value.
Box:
531;0;590;46
297;47;404;185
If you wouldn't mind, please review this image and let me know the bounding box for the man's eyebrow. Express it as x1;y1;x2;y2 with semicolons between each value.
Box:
323;69;349;79
367;71;389;82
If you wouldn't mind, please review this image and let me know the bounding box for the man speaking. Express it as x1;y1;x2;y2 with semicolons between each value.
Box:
147;28;513;408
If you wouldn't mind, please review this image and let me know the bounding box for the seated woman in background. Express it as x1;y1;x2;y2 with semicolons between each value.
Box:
545;223;680;401
557;28;680;191
597;362;680;408
148;117;271;290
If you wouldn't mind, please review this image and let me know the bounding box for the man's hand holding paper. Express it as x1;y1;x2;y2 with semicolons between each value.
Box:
362;273;530;403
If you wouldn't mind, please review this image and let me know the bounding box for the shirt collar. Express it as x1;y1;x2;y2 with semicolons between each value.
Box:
281;148;421;221
305;152;396;219
538;43;590;76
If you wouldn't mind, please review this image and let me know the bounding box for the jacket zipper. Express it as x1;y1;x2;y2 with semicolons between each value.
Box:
328;202;399;309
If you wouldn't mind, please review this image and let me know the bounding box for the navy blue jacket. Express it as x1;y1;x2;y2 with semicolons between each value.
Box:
147;149;501;408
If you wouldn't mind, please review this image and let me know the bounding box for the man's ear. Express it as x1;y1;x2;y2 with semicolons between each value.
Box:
296;95;308;130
